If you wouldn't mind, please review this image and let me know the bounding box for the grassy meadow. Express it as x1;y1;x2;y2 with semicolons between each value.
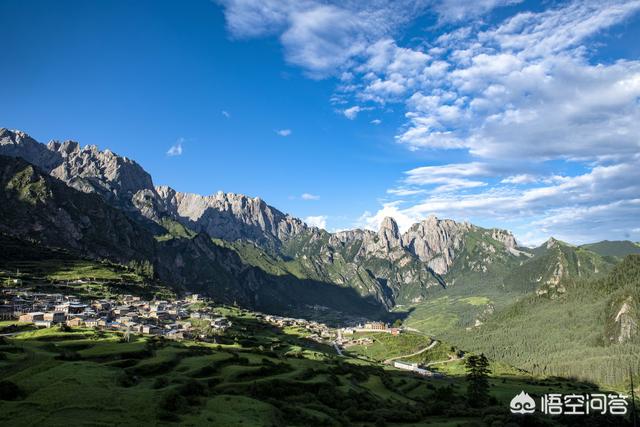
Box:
1;307;625;427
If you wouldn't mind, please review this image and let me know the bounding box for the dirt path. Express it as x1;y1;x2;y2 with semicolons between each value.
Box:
384;339;438;364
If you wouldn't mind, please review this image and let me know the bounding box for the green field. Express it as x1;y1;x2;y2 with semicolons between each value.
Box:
345;331;433;361
1;308;625;427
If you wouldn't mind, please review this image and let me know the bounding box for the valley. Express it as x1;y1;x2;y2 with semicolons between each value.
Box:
1;128;639;425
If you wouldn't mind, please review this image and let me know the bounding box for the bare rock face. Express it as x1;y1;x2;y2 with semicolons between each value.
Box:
155;186;307;246
0;128;61;171
1;128;155;209
1;128;521;284
613;297;637;343
378;217;401;250
47;141;155;203
401;215;474;274
0;129;307;247
491;228;517;249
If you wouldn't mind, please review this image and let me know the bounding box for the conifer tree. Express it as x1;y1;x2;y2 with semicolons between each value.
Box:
465;353;491;407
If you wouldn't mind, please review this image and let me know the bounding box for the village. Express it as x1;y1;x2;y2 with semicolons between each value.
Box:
0;288;232;341
0;287;441;378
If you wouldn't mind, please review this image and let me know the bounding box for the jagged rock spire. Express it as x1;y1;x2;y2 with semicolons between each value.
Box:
378;216;401;250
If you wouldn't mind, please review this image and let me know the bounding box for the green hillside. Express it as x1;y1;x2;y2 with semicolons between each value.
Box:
581;240;640;258
0;233;173;300
398;235;614;337
0;307;619;426
446;255;640;387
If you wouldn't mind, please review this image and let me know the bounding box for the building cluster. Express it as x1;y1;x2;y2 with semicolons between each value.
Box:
337;322;401;339
260;314;335;343
0;289;231;340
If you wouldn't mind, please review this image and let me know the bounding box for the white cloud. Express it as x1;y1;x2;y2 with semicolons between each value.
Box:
301;192;320;200
392;1;640;162
365;155;640;244
219;0;640;243
304;215;327;229
434;0;522;23
500;174;539;185
218;1;514;77
166;139;184;156
343;106;363;119
371;119;382;125
386;187;426;196
276;128;292;136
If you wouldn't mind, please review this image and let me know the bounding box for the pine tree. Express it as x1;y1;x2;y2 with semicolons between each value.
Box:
465;353;491;407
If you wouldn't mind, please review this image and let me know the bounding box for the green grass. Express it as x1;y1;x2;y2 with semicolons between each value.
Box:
446;255;640;388
460;296;490;306
1;308;615;426
345;332;432;361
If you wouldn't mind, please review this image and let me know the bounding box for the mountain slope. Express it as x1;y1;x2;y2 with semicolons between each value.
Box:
446;255;640;386
1;128;527;309
0;128;620;318
0;128;307;248
505;238;616;295
581;240;640;259
0;154;385;319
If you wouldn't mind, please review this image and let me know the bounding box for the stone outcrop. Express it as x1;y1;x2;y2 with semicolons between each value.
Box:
155;186;307;246
1;128;307;246
0;129;520;272
401;215;474;274
1;128;154;210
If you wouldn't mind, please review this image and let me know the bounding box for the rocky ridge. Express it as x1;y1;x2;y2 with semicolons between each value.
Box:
1;128;537;308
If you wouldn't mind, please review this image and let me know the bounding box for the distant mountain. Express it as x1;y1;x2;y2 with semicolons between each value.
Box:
0;129;306;247
0;128;624;316
504;237;616;295
580;240;640;258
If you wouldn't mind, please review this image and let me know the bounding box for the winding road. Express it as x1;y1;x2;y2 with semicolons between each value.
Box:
384;339;439;364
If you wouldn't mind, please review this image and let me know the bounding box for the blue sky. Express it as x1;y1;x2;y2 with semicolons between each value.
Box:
1;0;639;245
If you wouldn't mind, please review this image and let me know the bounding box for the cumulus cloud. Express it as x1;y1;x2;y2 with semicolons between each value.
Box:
166;139;184;156
392;1;640;162
276;128;292;136
304;215;327;228
219;0;640;243
363;155;640;244
217;1;515;77
301;192;320;200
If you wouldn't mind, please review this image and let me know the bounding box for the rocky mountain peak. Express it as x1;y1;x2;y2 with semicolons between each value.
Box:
490;228;518;249
377;216;402;252
545;237;560;249
401;215;472;274
379;216;399;236
154;187;307;246
0;129;155;207
0;128;61;171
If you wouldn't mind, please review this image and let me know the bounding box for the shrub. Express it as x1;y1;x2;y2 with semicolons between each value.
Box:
0;380;23;401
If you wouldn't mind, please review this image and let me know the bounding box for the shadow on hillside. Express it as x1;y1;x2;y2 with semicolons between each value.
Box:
1;231;400;326
4;324;633;427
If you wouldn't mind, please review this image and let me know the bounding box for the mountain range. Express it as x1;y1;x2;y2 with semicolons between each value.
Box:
1;128;639;326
